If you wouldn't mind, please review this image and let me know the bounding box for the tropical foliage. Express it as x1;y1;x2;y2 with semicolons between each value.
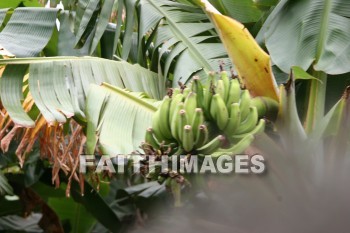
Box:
0;0;349;232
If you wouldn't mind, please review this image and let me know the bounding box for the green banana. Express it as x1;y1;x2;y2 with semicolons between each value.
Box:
203;87;213;119
216;79;227;103
231;118;265;140
177;109;188;142
205;71;217;89
210;93;229;130
225;103;241;135
195;124;209;148
170;102;184;140
170;93;184;123
196;135;225;154
184;92;197;124
203;72;216;119
172;88;181;97
192;108;204;140
226;78;241;108
182;87;191;98
220;71;230;102
211;134;254;157
239;89;251;121
251;96;279;119
191;76;198;92
235;106;259;134
158;96;173;139
145;127;160;149
182;125;194;152
152;110;166;142
192;76;204;109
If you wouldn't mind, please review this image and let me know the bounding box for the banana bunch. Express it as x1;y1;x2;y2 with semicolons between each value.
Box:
147;90;225;154
203;71;266;139
145;71;268;155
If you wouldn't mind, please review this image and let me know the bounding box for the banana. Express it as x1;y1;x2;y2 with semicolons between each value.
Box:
170;102;184;140
220;71;230;102
226;78;241;108
152;110;166;143
210;93;229;130
203;72;216;119
169;93;184;123
231;118;265;140
225;103;241;136
190;76;198;92
211;134;254;157
239;89;251;121
182;87;191;98
250;96;279;119
145;127;160;149
184;92;197;124
205;71;216;89
158;96;173;139
182;125;194;152
194;124;209;148
192;108;204;140
203;86;213;119
172;88;181;97
177;109;188;142
196;135;225;154
216;79;226;102
235;106;258;134
192;76;204;109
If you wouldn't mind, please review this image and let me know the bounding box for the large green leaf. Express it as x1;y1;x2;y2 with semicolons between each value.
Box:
86;83;157;155
48;196;96;232
45;11;91;56
0;7;59;57
209;0;263;23
0;57;163;127
74;0;100;49
89;0;115;54
0;9;9;29
0;64;33;127
117;0;231;85
262;0;350;74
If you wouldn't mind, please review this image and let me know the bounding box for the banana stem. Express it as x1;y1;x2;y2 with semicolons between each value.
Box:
304;70;327;133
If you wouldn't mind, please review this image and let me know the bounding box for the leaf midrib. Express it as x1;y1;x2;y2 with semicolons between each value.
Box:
315;0;332;62
101;82;158;112
148;0;213;72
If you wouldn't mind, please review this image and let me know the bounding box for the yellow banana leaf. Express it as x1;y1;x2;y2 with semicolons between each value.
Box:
199;0;279;101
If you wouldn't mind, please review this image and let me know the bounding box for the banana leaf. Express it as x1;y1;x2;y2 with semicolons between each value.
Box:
261;0;350;74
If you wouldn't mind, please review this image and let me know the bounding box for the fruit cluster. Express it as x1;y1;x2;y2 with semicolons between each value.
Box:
145;71;266;155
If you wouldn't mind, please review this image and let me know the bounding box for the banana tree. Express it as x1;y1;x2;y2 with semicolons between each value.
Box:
1;0;350;232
